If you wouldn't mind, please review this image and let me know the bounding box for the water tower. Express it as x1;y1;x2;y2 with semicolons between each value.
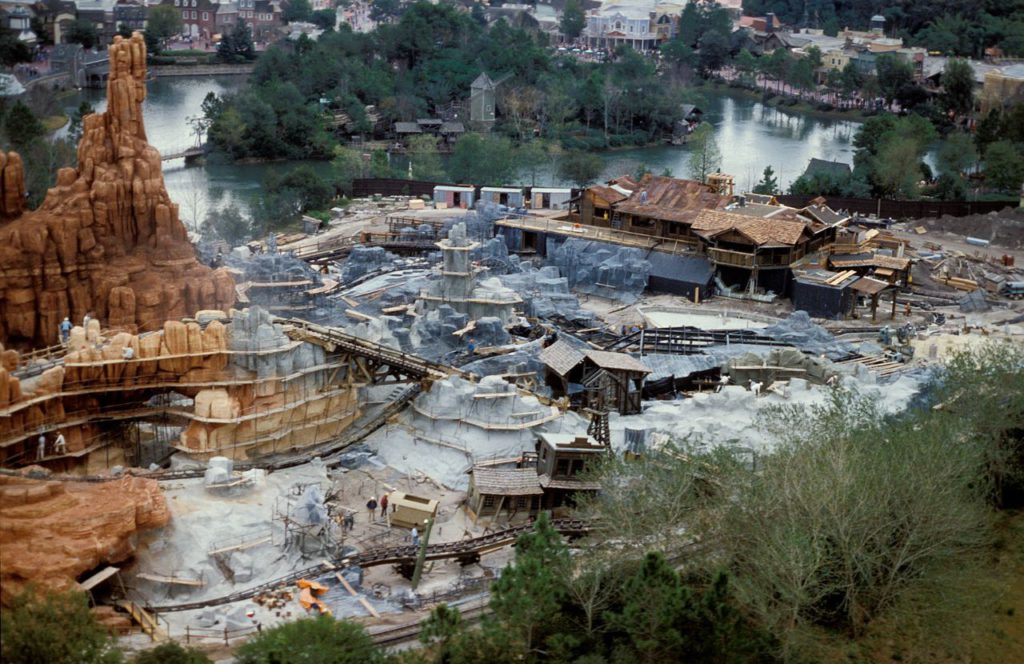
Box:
870;14;886;34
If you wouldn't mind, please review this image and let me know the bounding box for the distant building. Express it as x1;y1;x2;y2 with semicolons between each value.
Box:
36;0;77;45
114;0;146;34
470;72;496;126
869;13;885;34
2;5;37;46
75;0;118;46
583;4;660;51
802;158;852;181
980;63;1024;115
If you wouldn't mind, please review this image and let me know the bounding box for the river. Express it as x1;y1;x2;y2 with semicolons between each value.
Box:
68;76;862;224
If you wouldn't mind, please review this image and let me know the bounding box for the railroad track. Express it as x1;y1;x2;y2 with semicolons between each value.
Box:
146;519;591;613
369;598;489;648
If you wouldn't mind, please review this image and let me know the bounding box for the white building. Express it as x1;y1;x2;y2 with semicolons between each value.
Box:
583;4;659;51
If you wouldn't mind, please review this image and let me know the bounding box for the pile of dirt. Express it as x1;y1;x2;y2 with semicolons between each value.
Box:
920;208;1024;250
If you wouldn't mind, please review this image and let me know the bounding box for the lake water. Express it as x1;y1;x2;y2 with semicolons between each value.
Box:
69;77;862;222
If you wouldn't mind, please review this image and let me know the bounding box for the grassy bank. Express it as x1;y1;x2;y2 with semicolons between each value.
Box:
701;80;876;124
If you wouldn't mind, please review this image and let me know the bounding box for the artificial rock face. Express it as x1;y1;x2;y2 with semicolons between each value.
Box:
0;33;234;347
0;473;169;605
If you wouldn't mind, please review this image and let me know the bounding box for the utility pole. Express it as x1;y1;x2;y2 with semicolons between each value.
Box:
410;516;434;591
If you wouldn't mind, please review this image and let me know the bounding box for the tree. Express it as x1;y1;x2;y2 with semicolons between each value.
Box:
331;144;364;192
724;393;990;645
752;165;778;194
875;53;915;107
217;19;255;63
282;0;312;24
557;150;603;188
310;9;336;30
608;552;691;662
560;0;585;40
734;48;757;85
875;137;927;198
67;101;95;143
133;642;211;664
66;20;99;49
983;140;1024;193
406;134;445;182
0;590;122;664
937;131;977;177
235;617;380;664
687;122;721;183
4;101;44;148
202;204;253;246
697;29;729;77
265;164;335;211
419;603;462;662
0;28;32;66
514;140;550;186
146;5;183;51
942;58;975;118
489;513;571;652
448;134;514;185
370;0;401;23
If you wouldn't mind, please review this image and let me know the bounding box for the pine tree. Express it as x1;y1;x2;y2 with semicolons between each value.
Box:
753;165;779;195
607;552;690;663
488;513;571;653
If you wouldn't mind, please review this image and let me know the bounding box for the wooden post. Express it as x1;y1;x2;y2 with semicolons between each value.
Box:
871;294;879;321
890;290;897;320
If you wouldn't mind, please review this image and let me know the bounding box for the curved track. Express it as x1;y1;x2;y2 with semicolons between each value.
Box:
146;519;590;613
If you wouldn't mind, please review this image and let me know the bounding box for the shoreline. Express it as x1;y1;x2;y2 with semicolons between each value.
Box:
700;82;875;124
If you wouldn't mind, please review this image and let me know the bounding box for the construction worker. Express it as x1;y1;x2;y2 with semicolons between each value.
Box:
467;338;476;354
366;497;377;521
411;526;420;547
37;434;46;460
379;493;389;518
59;317;72;344
54;433;66;455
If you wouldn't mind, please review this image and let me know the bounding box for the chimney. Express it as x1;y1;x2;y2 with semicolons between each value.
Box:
766;12;775;34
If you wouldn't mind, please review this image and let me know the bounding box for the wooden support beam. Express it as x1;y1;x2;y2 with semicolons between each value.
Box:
335;573;380;618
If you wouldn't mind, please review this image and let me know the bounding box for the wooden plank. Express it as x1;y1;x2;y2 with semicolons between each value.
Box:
207;536;272;557
136;572;204;587
335;573;381;618
345;308;375;321
452;320;477;337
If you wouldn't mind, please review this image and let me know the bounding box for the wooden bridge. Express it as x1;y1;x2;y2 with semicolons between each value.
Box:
160;145;206;164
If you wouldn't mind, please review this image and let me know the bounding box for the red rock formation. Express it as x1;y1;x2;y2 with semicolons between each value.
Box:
0;472;169;605
0;33;234;348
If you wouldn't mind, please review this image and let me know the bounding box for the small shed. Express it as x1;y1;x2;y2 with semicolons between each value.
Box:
529;187;572;210
791;269;859;319
467;466;544;522
540;339;650;415
433;185;476;209
388;491;439;529
479;186;525;207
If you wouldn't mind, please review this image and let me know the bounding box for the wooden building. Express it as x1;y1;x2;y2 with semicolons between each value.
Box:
467;466;544;522
466;433;605;523
534;433;604;509
540;340;650;415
